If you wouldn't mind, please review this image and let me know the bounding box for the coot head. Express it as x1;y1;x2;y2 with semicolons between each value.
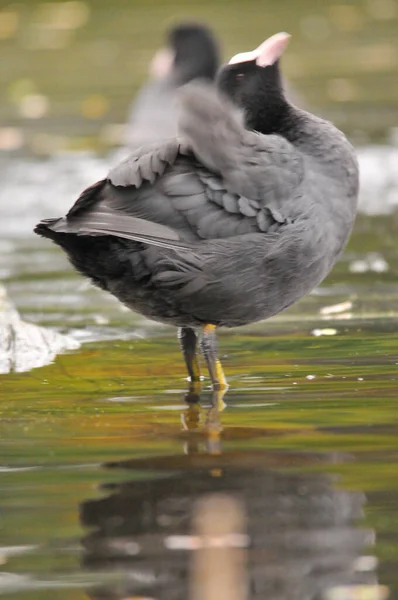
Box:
217;32;291;134
170;23;220;83
150;23;220;85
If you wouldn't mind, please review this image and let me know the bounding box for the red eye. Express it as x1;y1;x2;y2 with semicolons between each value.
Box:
236;73;245;81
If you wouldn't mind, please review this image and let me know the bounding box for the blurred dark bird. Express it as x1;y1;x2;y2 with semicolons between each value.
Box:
34;32;359;391
126;22;220;149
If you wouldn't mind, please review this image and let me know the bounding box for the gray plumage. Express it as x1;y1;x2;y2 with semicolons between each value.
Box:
34;33;358;389
35;79;358;329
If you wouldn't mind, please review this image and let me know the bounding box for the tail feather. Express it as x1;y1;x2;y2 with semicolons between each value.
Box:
34;213;192;251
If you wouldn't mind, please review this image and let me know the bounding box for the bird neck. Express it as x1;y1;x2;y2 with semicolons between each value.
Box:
279;105;359;201
243;67;290;135
245;97;290;135
279;105;352;160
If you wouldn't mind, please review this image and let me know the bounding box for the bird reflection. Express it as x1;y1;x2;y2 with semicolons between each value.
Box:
79;408;378;600
181;390;226;456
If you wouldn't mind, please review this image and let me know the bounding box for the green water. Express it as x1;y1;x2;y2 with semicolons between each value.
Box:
1;314;398;598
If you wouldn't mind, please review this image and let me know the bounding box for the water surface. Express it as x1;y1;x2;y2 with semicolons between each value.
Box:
1;312;398;598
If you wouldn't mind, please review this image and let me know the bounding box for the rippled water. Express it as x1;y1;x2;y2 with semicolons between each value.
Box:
2;323;398;599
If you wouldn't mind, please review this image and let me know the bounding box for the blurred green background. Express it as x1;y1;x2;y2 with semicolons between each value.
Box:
1;0;398;153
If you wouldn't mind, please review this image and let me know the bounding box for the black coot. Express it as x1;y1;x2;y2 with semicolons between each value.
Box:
126;22;220;149
35;33;359;391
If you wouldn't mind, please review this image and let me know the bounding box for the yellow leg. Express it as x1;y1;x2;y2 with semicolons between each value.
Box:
200;324;228;390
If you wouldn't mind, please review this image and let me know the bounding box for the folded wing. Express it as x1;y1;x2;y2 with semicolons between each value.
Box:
37;85;304;252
